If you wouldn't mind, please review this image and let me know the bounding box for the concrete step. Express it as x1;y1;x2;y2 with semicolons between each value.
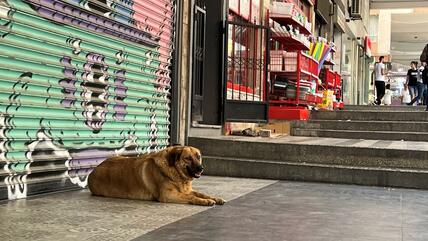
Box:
344;105;425;112
202;156;428;189
291;128;428;142
189;125;222;137
189;137;428;170
292;120;428;132
189;136;428;189
311;110;428;121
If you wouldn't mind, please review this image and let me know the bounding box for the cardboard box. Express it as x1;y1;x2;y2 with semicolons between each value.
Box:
257;121;291;135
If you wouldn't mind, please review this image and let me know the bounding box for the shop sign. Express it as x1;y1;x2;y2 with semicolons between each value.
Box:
364;36;372;58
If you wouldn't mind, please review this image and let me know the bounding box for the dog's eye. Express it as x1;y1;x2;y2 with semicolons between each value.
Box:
185;157;193;162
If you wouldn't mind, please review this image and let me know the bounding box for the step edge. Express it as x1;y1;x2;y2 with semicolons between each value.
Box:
189;137;428;152
291;128;428;135
203;155;428;173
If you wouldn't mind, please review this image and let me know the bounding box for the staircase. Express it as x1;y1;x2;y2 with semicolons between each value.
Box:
189;136;428;189
189;105;428;189
291;105;428;141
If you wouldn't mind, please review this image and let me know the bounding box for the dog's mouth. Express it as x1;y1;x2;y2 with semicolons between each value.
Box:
186;166;203;178
193;171;203;178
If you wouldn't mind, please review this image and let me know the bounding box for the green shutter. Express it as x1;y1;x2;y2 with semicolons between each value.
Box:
0;0;175;200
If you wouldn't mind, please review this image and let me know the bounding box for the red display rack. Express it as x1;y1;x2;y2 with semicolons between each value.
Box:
333;72;343;109
318;41;344;110
268;2;320;120
319;68;344;110
320;68;335;88
269;51;321;119
270;1;312;36
270;15;312;35
269;106;310;120
271;32;310;51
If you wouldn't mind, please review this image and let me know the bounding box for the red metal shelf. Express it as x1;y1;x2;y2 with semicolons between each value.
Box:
270;93;322;106
271;70;319;80
323;59;335;66
270;99;299;105
271;34;310;51
269;106;310;120
333;101;344;110
270;14;312;35
269;51;321;110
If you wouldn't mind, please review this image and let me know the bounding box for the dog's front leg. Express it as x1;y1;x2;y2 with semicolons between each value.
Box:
191;191;226;205
159;190;216;206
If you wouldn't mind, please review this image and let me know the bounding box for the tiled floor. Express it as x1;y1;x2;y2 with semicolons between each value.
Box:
0;176;275;241
137;182;428;241
4;176;428;241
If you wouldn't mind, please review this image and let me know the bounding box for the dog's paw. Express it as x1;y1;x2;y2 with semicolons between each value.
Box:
203;199;216;206
214;197;226;205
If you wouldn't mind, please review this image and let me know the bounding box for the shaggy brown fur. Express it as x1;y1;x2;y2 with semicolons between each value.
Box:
88;146;226;206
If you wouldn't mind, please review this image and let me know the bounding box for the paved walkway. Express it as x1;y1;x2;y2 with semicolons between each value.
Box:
3;176;428;241
137;181;428;241
0;176;275;241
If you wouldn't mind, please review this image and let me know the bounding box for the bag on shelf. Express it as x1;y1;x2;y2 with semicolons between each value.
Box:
318;90;334;109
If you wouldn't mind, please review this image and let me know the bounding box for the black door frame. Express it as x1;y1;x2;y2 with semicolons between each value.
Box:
190;0;207;123
222;20;270;123
170;0;182;144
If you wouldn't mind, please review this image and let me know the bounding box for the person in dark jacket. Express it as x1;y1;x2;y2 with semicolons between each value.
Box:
422;62;428;105
420;44;428;110
406;61;419;102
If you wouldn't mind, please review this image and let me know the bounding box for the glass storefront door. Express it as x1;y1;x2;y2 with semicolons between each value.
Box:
341;34;356;104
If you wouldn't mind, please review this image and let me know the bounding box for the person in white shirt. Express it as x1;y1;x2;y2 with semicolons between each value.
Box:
372;56;387;105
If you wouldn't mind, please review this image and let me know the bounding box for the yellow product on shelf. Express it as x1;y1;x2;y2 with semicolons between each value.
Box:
318;90;334;110
309;42;315;55
312;42;321;59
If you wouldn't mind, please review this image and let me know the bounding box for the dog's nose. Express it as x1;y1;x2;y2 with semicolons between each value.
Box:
196;165;204;172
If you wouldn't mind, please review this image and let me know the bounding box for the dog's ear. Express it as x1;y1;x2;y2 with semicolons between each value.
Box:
168;146;184;166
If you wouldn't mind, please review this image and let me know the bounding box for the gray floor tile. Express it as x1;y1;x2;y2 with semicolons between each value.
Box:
135;182;428;241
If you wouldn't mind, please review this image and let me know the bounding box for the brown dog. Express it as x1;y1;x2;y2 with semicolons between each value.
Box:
88;146;226;206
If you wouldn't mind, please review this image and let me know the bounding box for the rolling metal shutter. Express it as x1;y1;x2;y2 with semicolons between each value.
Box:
0;0;175;200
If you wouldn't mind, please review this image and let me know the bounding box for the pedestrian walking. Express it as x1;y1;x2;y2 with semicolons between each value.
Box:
406;61;419;102
407;61;425;105
421;62;428;105
372;56;387;105
419;43;428;110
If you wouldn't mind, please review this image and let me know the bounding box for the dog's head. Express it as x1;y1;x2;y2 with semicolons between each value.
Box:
168;146;204;179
